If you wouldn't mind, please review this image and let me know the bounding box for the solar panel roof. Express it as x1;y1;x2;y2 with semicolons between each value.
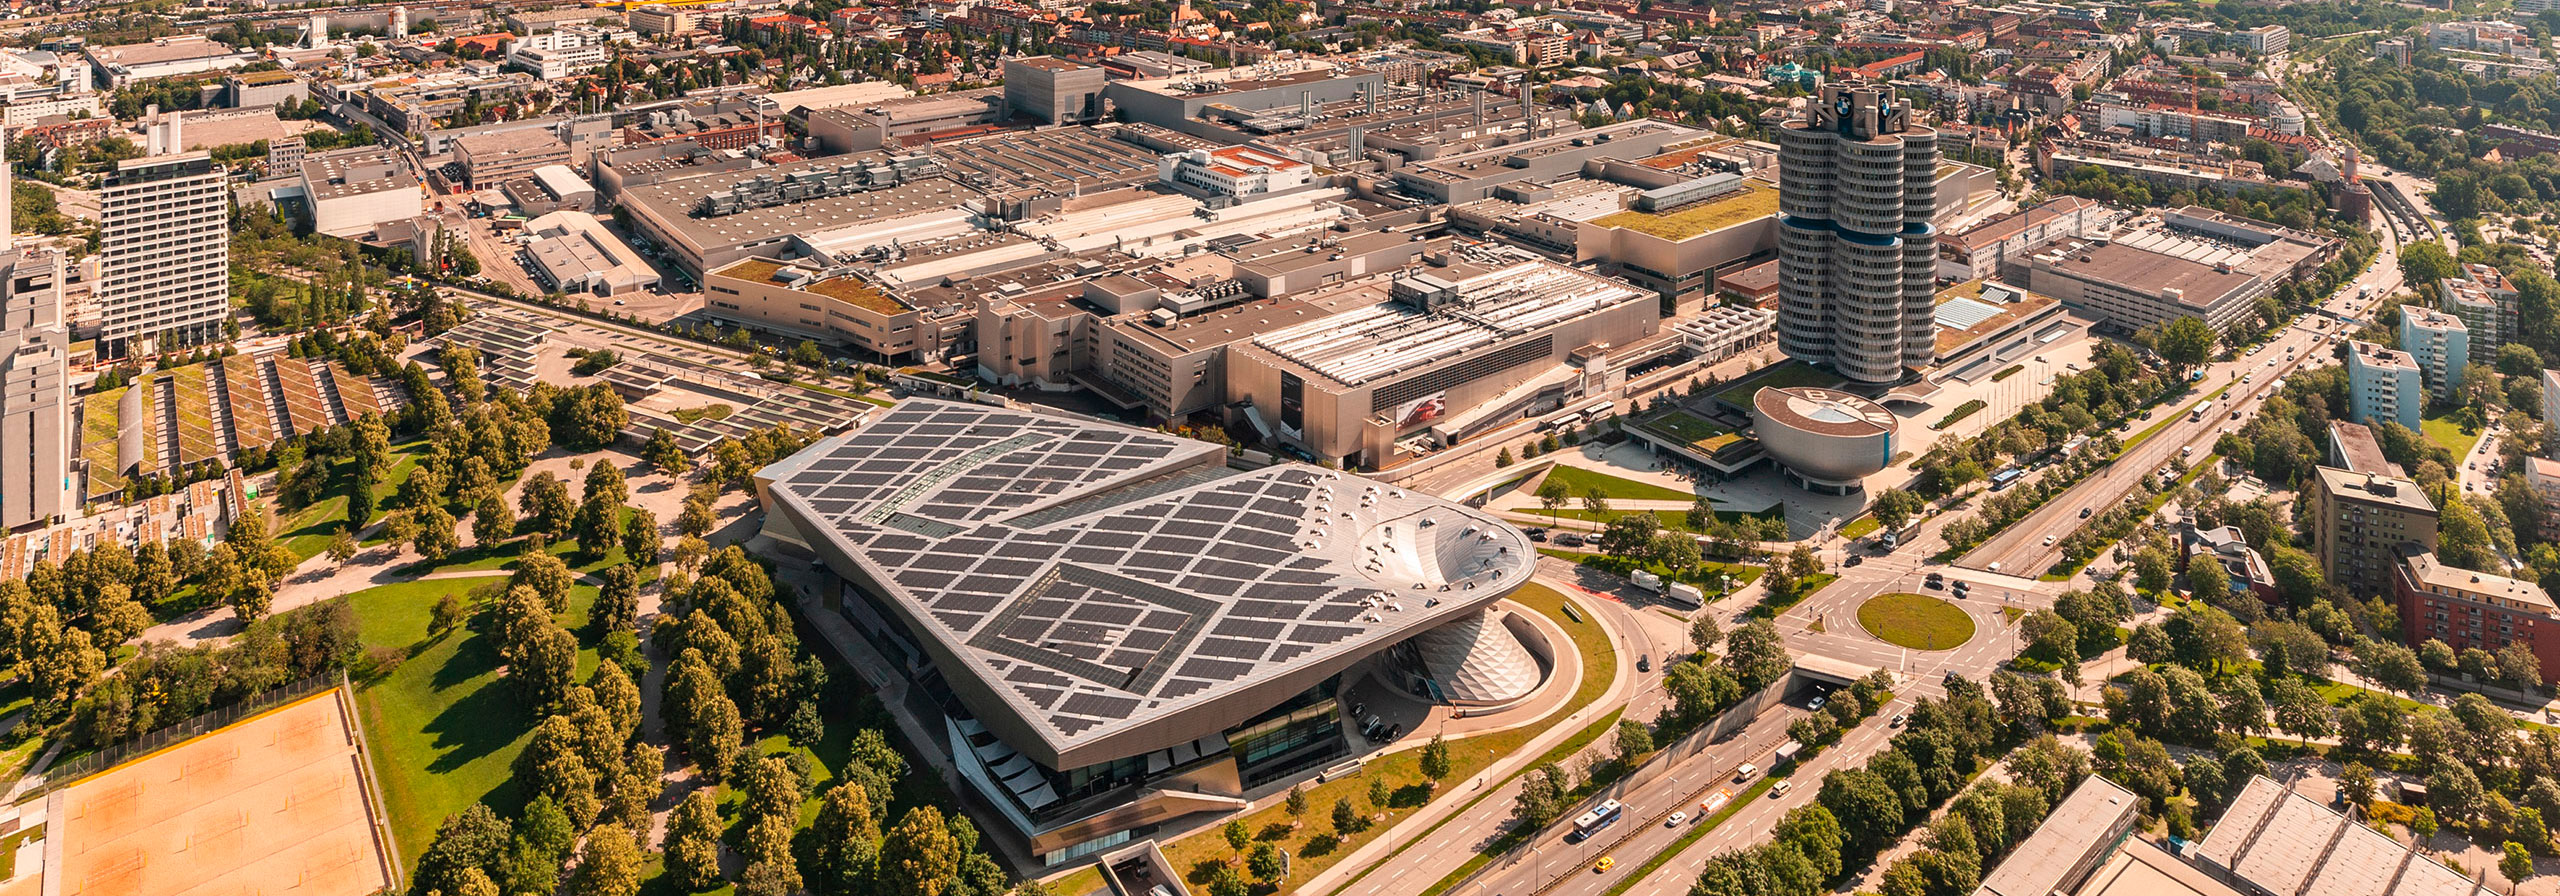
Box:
760;399;1536;767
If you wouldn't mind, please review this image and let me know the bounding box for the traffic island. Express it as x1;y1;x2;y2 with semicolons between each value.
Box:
1855;593;1977;650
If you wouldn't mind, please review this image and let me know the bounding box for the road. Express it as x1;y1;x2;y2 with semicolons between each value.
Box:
1448;704;1812;896
1960;209;2415;577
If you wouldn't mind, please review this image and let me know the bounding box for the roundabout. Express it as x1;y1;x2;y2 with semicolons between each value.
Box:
1856;593;1977;651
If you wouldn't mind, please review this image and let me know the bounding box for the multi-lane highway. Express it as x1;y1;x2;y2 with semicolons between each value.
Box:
1960;217;2412;577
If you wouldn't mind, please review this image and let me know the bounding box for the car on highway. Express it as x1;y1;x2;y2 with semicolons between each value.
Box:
1666;812;1688;827
1594;857;1615;873
1636;655;1651;673
1702;790;1732;814
2042;535;2056;547
1924;572;1944;588
1734;763;1758;782
2079;507;2093;519
1890;712;1908;727
1845;555;1863;567
1769;781;1793;798
1808;694;1828;711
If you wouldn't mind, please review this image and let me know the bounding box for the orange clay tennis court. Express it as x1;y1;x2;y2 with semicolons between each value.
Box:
50;689;393;896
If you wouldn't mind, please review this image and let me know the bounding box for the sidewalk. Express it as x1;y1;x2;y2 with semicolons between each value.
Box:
1299;575;1638;896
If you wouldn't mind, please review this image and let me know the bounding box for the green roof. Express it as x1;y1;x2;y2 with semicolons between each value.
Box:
1590;181;1780;240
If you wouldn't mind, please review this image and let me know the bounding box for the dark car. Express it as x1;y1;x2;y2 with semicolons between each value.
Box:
1845;555;1863;567
2078;507;2093;519
1527;530;1550;542
1556;533;1586;548
1637;655;1651;673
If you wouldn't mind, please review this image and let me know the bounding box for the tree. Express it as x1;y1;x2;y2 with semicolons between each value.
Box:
1366;774;1391;811
1284;785;1308;823
1248;842;1286;885
2188;556;2230;606
512;550;574;613
1332;796;1360;835
1871;487;1923;533
662;789;724;891
566;824;641;896
2504;841;2534;891
2401;240;2458;288
1615;718;1654;764
1691;614;1723;654
2496;640;2545;691
592;564;639;634
1206;866;1250;896
413;504;459;562
1222;818;1250;858
2157;316;2217;373
812;782;881;893
1724;619;1792;690
414;804;512;896
1537;479;1570;524
551;384;629;451
880;806;962;896
1512;763;1569;830
622;508;661;567
644;427;689;475
1420;735;1452;788
471;489;516;548
2020;609;2078;663
520;471;575;539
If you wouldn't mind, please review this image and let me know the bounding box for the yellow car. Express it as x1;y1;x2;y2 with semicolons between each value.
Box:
1594;857;1615;873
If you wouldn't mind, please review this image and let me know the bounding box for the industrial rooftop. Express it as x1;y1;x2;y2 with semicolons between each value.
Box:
1250;251;1647;387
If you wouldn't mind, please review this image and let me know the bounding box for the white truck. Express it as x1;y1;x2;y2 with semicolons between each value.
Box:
1630;569;1663;592
1774;740;1805;766
1665;583;1705;607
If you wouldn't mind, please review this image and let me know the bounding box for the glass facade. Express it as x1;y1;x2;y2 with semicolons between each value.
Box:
1229;681;1345;788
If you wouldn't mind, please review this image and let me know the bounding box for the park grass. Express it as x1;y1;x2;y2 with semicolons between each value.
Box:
1932;399;1988;430
2421;410;2482;457
281;439;430;561
1169;584;1613;896
1856;593;1976;650
1840;516;1880;539
1539;465;1697;503
352;576;603;866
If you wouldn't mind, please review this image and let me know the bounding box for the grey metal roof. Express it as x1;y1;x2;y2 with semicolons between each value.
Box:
761;399;1535;766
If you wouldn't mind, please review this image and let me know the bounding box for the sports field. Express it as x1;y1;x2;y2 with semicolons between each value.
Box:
52;690;393;896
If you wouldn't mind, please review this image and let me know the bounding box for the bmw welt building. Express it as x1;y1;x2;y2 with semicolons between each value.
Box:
756;400;1541;864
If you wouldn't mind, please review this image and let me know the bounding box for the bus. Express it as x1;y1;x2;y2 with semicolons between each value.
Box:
1567;799;1626;842
2190;401;2213;422
1545;412;1583;432
1989;467;2024;491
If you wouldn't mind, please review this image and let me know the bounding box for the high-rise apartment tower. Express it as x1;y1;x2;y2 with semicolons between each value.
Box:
97;150;228;360
1775;81;1939;385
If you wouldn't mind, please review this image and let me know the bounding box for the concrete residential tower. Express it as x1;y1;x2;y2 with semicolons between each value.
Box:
1775;81;1939;385
97;150;228;359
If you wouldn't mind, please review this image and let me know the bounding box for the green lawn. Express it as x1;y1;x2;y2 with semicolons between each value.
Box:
1539;503;1781;533
352;576;603;864
1167;584;1612;896
1856;593;1976;650
1634;411;1746;458
1711;359;1841;409
2421;410;2482;457
1539;465;1698;503
281;439;430;560
1840;516;1881;539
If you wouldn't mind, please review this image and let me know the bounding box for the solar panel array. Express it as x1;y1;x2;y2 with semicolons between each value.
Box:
773;400;1533;749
